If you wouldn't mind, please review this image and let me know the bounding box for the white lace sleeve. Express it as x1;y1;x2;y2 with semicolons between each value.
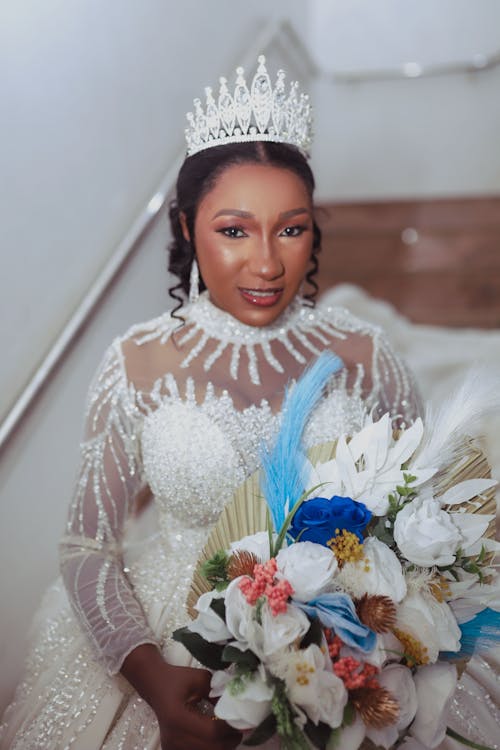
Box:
370;329;423;427
59;340;159;675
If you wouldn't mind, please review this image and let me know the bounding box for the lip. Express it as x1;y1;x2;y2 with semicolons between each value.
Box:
238;287;284;307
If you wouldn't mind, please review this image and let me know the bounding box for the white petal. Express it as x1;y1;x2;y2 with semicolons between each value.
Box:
452;512;494;550
363;414;392;472
387;417;424;467
366;723;398;749
410;467;439;486
327;717;366;750
348;414;391;466
411;663;457;747
439;478;498;507
334;436;359;497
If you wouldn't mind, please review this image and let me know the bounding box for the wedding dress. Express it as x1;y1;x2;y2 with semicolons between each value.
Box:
0;293;495;750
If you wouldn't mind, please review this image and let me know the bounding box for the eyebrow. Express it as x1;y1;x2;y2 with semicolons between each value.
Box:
211;207;311;220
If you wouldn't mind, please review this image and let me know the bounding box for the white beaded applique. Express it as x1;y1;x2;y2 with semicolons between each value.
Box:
177;292;347;386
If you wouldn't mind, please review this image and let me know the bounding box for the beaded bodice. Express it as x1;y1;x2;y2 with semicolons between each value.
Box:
59;294;421;674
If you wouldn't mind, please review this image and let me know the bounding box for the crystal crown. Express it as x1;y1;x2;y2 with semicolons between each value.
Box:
185;55;313;158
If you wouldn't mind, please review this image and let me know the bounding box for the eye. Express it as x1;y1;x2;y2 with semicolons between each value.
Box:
217;226;247;239
280;225;307;237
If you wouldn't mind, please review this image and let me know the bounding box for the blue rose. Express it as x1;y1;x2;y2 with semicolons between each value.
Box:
289;495;371;546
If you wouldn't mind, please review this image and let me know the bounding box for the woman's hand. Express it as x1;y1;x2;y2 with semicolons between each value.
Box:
121;644;242;750
155;663;241;750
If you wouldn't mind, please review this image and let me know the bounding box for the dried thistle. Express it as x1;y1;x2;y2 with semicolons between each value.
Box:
227;550;259;580
355;594;396;633
351;686;399;728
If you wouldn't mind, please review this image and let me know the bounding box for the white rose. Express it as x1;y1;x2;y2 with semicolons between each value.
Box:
188;590;231;643
341;631;403;668
396;590;461;663
247;602;310;660
410;663;457;748
336;537;407;603
211;666;274;730
224;578;253;645
366;664;417;749
224;578;310;659
229;531;272;561
272;644;347;729
276;541;338;602
394;497;461;567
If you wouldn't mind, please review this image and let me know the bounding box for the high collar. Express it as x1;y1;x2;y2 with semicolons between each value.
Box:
184;291;308;346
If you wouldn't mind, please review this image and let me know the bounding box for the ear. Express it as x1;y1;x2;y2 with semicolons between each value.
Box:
179;211;190;243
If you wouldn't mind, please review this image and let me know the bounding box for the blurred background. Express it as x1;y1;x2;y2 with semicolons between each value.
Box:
1;0;499;715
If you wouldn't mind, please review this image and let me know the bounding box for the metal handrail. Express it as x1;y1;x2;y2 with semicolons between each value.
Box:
323;49;500;82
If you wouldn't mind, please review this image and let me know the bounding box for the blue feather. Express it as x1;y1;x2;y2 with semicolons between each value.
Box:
260;351;343;532
441;608;500;659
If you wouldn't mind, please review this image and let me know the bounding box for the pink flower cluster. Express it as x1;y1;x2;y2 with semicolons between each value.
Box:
238;558;294;616
333;656;379;690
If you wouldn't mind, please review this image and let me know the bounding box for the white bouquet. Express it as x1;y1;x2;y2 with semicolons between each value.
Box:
174;354;499;750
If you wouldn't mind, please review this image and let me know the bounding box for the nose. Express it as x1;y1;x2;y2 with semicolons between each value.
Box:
247;235;284;280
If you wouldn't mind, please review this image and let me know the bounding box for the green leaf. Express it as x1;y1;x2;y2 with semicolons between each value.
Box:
342;702;356;727
201;549;229;587
304;719;332;749
446;726;496;750
300;616;323;649
209;597;226;621
267;506;274;557
171;627;225;670
222;645;259;670
370;518;393;545
242;713;277;746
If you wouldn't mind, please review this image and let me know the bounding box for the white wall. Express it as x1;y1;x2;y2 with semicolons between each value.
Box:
309;0;500;72
0;0;309;714
307;0;500;201
310;66;500;202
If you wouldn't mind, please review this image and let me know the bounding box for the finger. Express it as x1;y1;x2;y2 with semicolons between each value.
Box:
184;668;213;703
184;705;241;744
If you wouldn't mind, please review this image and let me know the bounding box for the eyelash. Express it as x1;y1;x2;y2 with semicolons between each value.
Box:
217;225;308;239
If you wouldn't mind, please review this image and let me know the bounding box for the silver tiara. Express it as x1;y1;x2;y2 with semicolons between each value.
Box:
185;55;313;158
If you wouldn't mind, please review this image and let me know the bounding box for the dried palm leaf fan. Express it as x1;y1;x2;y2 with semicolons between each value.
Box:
186;437;496;617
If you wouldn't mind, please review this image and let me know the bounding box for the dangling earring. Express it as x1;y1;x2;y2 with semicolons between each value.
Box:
189;256;200;304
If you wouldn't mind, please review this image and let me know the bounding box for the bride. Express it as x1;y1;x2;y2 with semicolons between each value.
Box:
0;56;493;750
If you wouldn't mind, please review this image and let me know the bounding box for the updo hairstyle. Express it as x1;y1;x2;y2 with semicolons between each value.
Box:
167;141;321;317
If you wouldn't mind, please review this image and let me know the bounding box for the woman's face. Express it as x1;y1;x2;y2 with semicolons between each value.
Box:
187;162;314;327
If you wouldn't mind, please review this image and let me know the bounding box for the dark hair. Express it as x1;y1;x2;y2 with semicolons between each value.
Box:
167;141;321;318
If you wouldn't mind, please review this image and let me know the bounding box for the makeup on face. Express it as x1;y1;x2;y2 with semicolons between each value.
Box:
191;163;314;327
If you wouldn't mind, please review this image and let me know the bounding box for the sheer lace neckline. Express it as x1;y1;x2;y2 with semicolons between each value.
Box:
171;292;346;386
